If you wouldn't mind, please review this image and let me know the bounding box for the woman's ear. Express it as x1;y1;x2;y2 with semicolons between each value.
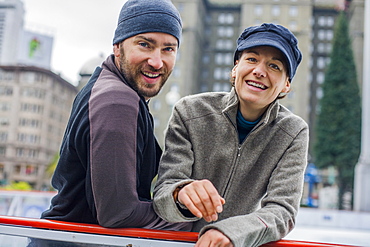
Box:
281;77;291;93
231;62;238;78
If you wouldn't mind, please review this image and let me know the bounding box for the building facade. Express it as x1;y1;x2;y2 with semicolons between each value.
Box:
0;66;77;190
0;0;24;65
149;0;364;156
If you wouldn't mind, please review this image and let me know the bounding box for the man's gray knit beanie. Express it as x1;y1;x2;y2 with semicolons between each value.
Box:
113;0;182;45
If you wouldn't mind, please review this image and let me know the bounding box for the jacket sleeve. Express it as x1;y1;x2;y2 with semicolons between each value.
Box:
200;126;309;247
88;78;189;230
153;103;198;222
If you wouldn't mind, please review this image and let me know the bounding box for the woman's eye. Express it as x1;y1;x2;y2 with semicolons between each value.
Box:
247;57;257;62
270;64;281;70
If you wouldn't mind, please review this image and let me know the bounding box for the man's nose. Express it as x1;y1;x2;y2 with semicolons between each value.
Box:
148;49;163;69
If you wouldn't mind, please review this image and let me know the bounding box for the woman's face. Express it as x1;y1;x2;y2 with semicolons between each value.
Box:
232;46;290;115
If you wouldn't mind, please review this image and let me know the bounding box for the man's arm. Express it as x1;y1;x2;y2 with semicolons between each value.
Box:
88;77;189;230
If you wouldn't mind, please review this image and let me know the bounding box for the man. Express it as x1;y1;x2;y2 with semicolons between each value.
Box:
42;0;189;230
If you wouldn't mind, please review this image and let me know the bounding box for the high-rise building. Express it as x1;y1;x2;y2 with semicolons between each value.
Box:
0;0;80;190
0;0;24;65
0;66;77;190
149;0;364;158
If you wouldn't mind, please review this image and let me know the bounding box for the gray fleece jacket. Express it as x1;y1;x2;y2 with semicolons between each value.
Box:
153;88;309;247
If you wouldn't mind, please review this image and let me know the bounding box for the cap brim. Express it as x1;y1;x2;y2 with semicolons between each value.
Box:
234;37;293;79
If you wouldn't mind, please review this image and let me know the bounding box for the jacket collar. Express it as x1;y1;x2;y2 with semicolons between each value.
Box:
101;54;147;103
223;87;280;127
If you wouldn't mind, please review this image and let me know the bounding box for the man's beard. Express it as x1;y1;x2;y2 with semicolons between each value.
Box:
118;45;170;99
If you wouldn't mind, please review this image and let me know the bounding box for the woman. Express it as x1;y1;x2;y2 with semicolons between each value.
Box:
153;23;308;247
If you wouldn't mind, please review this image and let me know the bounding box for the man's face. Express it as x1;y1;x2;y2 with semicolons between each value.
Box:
114;32;178;100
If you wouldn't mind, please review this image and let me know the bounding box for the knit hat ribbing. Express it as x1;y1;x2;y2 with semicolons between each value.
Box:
113;0;182;46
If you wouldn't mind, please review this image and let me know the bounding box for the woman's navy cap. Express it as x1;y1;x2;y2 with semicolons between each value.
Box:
113;0;182;46
234;23;302;81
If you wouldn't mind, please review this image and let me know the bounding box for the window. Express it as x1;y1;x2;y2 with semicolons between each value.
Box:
0;102;10;111
255;5;263;16
326;43;332;53
0;118;9;126
289;21;298;31
215;40;233;50
327;30;334;41
213;82;230;92
0;71;14;81
317;43;325;53
316;87;324;99
20;103;44;113
0;132;8;142
26;165;38;175
17;133;40;144
215;53;233;65
254;19;262;26
318;16;326;26
289;6;298;17
215;53;223;65
214;68;223;80
21;88;46;99
203;54;210;64
14;165;21;174
226;14;234;24
202;69;209;79
22;72;36;84
317;57;326;69
0;86;13;96
0;146;5;156
218;13;226;24
19;118;40;128
217;27;234;37
317;72;325;84
16;148;39;158
272;5;280;16
327;16;334;27
318;30;325;40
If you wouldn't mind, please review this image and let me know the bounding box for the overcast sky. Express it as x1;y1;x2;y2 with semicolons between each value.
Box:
22;0;127;85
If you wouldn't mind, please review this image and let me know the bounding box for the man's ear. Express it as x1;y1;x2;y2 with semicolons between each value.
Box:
113;43;120;57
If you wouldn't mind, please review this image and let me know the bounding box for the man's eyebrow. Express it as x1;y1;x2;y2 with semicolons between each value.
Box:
135;35;156;44
135;35;178;47
164;42;178;47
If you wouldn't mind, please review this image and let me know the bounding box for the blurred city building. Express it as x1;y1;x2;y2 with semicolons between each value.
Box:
146;0;364;209
0;0;365;204
0;0;24;65
151;0;364;149
0;66;77;190
0;0;78;190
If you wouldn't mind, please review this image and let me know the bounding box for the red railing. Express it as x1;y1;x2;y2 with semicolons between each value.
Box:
0;215;359;247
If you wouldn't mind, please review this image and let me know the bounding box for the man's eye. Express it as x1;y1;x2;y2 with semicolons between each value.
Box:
139;42;149;48
164;47;175;52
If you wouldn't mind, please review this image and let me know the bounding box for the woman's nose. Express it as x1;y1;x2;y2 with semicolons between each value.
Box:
253;64;267;78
